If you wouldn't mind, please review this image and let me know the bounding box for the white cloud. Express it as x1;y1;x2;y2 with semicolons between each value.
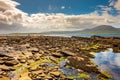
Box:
0;0;120;33
61;6;65;10
0;0;27;25
109;0;120;10
115;0;120;10
23;12;117;31
98;5;112;12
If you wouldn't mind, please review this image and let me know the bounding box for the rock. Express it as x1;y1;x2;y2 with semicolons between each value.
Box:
28;47;39;52
34;53;41;60
22;51;33;58
67;56;100;74
0;65;14;71
29;66;38;71
19;76;32;80
0;69;3;75
19;59;26;63
61;50;75;56
18;56;27;63
0;53;10;57
45;75;52;79
0;76;10;80
50;71;60;77
32;70;43;74
27;60;35;64
39;73;46;77
19;73;32;80
21;44;30;48
49;56;58;64
52;52;63;58
4;60;18;66
0;60;4;64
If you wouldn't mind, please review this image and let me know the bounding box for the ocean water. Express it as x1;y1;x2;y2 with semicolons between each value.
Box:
46;33;120;37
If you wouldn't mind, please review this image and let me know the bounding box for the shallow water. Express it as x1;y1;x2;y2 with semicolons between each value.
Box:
93;48;120;80
46;33;120;37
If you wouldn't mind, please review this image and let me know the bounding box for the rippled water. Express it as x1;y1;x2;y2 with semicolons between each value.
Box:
93;48;120;80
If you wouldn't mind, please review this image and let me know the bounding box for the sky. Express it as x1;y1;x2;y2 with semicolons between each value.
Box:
0;0;120;33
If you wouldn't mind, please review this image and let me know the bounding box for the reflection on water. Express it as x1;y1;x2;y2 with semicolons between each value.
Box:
93;48;120;80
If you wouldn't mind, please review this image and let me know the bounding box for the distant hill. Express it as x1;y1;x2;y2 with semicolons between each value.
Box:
82;25;118;32
80;25;120;34
8;25;120;36
40;25;120;34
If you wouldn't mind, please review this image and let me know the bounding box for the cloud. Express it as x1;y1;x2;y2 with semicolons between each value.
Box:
61;6;65;10
0;0;27;25
109;0;120;11
0;0;120;33
114;0;120;10
98;5;113;12
23;12;117;31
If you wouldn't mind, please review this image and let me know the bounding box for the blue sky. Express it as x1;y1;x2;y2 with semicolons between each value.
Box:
0;0;120;33
16;0;110;15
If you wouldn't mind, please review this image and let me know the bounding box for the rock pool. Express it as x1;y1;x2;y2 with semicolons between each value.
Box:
93;48;120;80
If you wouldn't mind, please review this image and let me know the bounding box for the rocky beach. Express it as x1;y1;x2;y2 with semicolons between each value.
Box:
0;35;120;80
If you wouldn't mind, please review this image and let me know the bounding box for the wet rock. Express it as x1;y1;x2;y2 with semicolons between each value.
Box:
67;56;100;74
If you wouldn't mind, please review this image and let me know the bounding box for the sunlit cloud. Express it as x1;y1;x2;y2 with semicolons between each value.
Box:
0;0;27;25
109;0;120;11
0;0;120;33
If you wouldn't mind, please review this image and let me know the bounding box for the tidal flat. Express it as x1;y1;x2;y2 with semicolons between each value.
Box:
0;35;120;80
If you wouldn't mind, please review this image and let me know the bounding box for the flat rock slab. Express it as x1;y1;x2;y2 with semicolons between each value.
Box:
61;50;75;56
0;53;10;57
52;52;63;58
0;65;14;71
